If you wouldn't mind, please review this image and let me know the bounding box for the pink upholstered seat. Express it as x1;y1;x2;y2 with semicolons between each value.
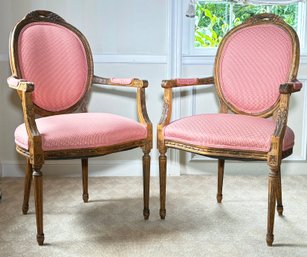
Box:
164;114;294;152
15;113;147;151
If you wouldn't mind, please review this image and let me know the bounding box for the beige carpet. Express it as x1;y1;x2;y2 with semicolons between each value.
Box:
0;176;307;257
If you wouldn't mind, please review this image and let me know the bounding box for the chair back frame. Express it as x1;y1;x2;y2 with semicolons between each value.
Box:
214;13;300;118
9;10;94;117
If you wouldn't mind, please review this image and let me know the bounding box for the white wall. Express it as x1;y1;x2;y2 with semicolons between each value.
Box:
0;0;167;177
0;0;306;177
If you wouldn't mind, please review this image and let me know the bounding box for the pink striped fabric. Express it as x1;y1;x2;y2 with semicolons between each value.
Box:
218;24;292;114
164;114;294;152
15;113;147;151
110;78;133;85
7;76;26;87
293;81;303;91
18;22;88;112
176;78;198;85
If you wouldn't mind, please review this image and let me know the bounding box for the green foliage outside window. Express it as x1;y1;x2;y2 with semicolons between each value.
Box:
195;1;298;48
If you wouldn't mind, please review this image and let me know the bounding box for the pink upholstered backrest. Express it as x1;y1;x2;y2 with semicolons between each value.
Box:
216;23;294;115
17;22;89;113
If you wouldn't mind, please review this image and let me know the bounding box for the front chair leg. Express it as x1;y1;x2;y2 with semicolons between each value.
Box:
217;159;225;203
142;149;151;220
276;168;283;216
159;149;167;219
266;165;279;246
22;159;33;214
81;159;89;203
33;166;44;246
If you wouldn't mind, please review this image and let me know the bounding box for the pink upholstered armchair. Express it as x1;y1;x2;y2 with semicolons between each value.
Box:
7;10;152;245
157;14;302;246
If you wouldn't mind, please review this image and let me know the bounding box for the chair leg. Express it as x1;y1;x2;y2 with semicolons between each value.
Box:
266;165;279;247
159;150;167;219
33;166;44;246
142;149;151;220
217;159;225;203
22;159;33;214
81;159;89;203
276;167;283;216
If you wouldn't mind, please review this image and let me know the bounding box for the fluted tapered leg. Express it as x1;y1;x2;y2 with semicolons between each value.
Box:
159;151;167;219
266;166;279;246
33;167;44;246
22;159;33;214
81;159;89;203
276;167;283;216
142;149;151;220
217;159;225;203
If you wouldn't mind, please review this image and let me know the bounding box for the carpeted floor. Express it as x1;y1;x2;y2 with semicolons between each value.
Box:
0;176;307;257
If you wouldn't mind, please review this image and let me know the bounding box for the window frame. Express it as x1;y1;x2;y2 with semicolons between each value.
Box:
182;0;307;60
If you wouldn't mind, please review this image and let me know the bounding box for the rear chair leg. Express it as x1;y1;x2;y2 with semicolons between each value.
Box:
142;149;151;220
159;149;167;219
81;159;89;203
22;159;33;214
33;166;44;246
217;159;225;203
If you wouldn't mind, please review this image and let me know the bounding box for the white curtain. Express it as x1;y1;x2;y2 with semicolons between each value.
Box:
186;0;304;17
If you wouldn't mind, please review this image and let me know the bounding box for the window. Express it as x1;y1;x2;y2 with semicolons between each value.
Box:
184;0;307;57
195;2;298;48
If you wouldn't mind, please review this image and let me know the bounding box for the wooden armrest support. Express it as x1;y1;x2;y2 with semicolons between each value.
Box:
7;76;34;92
7;77;43;163
137;88;152;150
161;76;214;88
93;75;148;88
93;76;151;148
270;80;300;155
279;79;302;94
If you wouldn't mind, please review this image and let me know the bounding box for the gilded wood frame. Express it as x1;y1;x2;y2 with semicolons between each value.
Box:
8;10;152;245
157;13;301;246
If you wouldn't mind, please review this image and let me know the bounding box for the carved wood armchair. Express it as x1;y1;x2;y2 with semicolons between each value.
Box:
158;14;302;246
7;10;152;245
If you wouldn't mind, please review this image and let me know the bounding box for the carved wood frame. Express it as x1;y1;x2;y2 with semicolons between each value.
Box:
157;13;302;246
7;10;153;245
158;13;301;163
8;10;153;167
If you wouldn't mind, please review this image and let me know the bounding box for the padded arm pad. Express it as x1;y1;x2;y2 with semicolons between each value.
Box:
7;76;34;92
93;75;148;88
162;77;214;88
280;79;302;94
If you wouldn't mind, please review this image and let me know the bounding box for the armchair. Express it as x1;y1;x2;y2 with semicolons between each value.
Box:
7;10;152;245
158;13;301;246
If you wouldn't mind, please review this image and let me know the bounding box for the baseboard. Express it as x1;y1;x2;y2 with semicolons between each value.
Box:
2;159;307;177
1;160;159;177
181;161;307;176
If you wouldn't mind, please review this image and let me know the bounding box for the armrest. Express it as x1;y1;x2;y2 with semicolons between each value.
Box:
158;76;214;127
7;76;43;163
157;88;172;151
268;80;302;164
93;75;148;88
137;88;152;150
161;76;214;88
7;76;34;92
279;79;302;94
92;75;152;149
272;79;303;138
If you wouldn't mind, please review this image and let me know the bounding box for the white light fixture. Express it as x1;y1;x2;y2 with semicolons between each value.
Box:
186;0;197;18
